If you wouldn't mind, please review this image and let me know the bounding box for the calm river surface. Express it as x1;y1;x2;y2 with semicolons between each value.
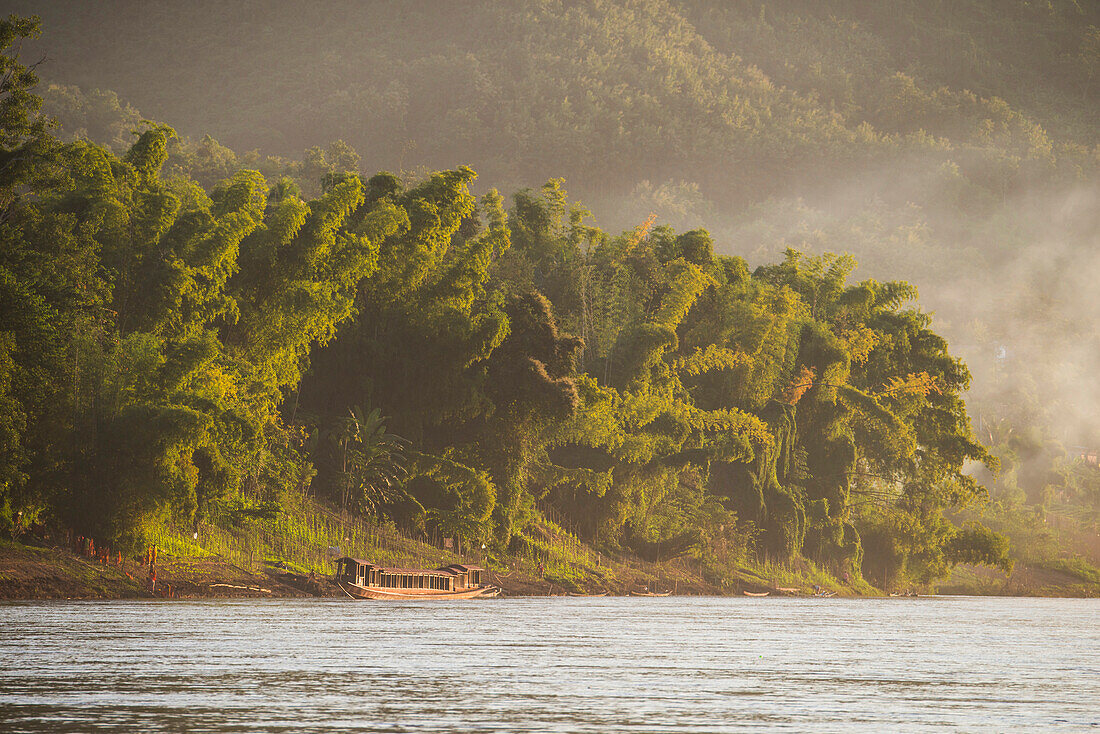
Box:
1;596;1097;732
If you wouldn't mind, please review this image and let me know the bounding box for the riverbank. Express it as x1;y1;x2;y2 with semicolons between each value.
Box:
0;539;321;600
0;535;858;600
6;501;1097;600
5;536;1098;600
937;561;1100;598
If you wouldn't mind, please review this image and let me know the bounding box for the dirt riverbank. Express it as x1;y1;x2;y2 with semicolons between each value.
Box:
0;540;325;599
0;538;779;600
10;537;1094;600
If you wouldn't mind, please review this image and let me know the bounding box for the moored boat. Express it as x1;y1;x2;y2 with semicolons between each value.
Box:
630;590;671;597
743;590;769;597
335;558;500;600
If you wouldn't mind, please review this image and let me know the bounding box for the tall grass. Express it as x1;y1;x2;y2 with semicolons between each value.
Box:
513;512;610;588
145;493;869;595
148;493;473;575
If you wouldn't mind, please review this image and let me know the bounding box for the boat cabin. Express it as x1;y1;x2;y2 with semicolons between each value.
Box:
335;558;487;591
336;558;459;591
439;563;485;589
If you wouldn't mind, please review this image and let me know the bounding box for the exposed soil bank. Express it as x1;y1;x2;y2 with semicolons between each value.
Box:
0;540;326;600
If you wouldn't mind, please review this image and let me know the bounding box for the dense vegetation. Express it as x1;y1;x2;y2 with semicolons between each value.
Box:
1;14;1032;591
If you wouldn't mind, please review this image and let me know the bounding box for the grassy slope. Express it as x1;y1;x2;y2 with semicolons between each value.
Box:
1;493;871;599
939;561;1100;598
4;491;1096;598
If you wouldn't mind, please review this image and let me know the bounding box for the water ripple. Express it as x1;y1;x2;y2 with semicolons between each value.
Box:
0;596;1097;732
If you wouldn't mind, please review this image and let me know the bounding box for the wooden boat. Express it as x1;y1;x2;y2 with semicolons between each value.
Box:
335;558;500;600
743;590;769;597
630;590;671;597
568;592;608;597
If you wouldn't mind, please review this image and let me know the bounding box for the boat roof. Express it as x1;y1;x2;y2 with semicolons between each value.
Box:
336;558;469;576
379;567;455;576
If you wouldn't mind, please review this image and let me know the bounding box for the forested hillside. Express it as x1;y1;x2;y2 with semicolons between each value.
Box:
4;2;1100;589
17;0;1099;200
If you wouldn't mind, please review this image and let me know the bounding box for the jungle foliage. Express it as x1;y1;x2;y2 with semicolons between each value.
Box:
0;10;1051;587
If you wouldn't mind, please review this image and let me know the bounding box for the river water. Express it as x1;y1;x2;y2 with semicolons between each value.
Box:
1;596;1097;732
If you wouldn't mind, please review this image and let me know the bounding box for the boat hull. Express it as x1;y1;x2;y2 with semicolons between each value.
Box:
339;581;500;600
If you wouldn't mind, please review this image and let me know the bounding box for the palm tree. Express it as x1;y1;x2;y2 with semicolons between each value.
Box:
330;406;409;515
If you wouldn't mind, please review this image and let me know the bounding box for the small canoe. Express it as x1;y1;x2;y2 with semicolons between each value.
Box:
568;592;608;597
630;590;671;597
743;590;769;597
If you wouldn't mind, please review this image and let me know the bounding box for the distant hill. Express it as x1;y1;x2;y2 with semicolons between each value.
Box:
16;0;1098;211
